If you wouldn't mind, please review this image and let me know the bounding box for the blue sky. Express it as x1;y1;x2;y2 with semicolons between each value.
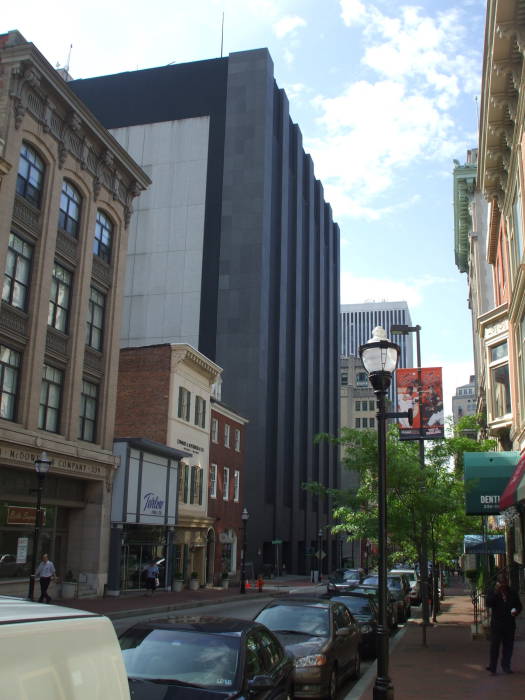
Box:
3;0;487;413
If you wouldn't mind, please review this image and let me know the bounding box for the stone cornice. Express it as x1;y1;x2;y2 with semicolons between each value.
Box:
170;343;223;382
453;161;477;273
2;38;151;227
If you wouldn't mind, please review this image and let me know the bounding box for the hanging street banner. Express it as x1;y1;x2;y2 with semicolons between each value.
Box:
396;367;444;440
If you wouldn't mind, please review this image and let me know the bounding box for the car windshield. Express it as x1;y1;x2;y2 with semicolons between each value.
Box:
256;604;329;637
332;569;360;581
331;597;373;619
363;576;401;590
119;628;239;688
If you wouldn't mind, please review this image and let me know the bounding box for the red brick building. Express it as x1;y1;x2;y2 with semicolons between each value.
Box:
208;396;248;585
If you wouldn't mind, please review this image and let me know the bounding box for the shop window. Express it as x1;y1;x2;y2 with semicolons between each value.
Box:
178;387;191;421
209;464;217;498
2;233;33;311
234;428;241;452
79;380;98;442
86;286;105;351
224;423;230;448
194;395;206;428
48;262;72;333
16;142;45;208
223;467;230;500
233;470;240;502
39;364;63;433
93;210;113;263
211;417;218;443
59;180;82;237
489;340;511;419
0;345;21;421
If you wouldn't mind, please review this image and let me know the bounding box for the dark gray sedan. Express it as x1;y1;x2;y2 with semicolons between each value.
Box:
254;598;360;699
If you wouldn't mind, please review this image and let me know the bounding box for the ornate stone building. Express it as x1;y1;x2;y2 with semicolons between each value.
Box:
0;31;149;596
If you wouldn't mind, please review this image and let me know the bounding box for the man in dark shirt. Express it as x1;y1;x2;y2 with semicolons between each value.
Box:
486;572;522;674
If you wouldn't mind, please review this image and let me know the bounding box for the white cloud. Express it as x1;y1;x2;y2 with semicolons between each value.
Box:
340;0;367;26
273;15;307;39
340;272;453;308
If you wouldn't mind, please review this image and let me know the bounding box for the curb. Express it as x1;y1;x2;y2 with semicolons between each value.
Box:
344;624;410;700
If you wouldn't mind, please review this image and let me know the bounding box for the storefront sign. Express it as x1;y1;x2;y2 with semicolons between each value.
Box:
7;505;47;526
0;442;108;478
142;492;165;516
464;452;519;515
176;438;204;455
16;537;28;564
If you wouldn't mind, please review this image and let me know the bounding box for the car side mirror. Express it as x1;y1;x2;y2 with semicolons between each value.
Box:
248;675;274;691
335;627;351;637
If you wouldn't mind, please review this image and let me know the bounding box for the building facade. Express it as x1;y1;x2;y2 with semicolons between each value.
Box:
0;31;149;596
452;375;477;423
114;343;222;587
71;48;340;574
208;396;248;584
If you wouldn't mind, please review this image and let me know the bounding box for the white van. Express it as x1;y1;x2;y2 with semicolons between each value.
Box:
0;596;130;700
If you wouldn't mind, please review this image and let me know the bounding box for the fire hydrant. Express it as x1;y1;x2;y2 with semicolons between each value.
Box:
257;574;264;593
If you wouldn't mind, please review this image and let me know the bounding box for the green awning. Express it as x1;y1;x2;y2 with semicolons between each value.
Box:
464;452;519;515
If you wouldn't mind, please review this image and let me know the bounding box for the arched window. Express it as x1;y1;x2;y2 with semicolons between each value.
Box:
59;180;82;237
16;142;45;208
93;210;113;263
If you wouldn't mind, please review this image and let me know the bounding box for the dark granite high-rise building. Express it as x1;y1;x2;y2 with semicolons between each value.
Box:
71;48;340;574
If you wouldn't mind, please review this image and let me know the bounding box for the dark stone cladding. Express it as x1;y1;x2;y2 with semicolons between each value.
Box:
69;49;340;574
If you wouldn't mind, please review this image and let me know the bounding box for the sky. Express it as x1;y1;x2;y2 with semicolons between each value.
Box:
3;0;486;415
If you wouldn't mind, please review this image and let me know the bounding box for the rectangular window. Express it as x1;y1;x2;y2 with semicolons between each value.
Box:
362;417;368;428
79;380;98;442
209;464;217;498
194;395;206;428
177;387;191;421
86;286;105;351
211;417;218;443
0;345;21;421
513;189;523;264
223;467;230;501
179;463;189;504
519;315;525;420
224;423;230;448
234;428;241;452
369;400;375;411
233;470;240;502
355;401;361;411
39;364;63;433
489;341;511;419
369;417;375;429
355;417;361;428
2;233;33;311
48;262;72;333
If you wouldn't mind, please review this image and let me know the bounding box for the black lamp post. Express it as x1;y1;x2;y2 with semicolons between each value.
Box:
317;528;323;583
360;326;399;700
28;451;52;601
240;507;249;594
391;322;430;644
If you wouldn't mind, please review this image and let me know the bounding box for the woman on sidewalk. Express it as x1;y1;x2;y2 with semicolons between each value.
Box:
486;573;522;674
144;560;160;596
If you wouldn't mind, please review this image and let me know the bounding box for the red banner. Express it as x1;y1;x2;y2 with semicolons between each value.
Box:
397;367;444;440
6;506;47;526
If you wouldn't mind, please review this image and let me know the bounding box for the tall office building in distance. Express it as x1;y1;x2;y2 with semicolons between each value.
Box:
71;48;340;575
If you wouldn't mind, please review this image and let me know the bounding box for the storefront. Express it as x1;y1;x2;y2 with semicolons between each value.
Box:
108;438;190;594
499;453;525;590
0;440;115;597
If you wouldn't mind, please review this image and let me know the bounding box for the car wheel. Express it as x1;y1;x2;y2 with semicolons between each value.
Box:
326;666;337;700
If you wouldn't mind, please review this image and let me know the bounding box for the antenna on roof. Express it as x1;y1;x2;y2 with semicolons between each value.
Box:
65;44;73;73
221;11;224;57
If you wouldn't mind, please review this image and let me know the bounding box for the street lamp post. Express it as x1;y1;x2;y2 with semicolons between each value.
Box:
240;507;249;594
318;529;323;583
391;322;430;645
28;451;52;601
360;326;400;700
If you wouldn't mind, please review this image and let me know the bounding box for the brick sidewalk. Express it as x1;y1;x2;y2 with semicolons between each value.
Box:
356;580;525;699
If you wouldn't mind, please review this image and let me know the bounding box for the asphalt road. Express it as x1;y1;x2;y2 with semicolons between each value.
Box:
112;593;386;698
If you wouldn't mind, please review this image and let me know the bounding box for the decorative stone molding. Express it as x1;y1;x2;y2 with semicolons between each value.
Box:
493;58;523;90
84;347;104;375
484;319;509;339
46;328;68;356
0;303;28;337
12;195;40;233
56;229;79;262
92;256;112;287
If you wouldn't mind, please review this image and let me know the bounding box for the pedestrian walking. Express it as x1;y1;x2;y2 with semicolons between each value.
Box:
144;560;160;596
486;572;522;674
35;553;56;603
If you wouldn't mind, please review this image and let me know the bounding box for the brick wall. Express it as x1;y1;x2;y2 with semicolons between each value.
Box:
115;344;171;443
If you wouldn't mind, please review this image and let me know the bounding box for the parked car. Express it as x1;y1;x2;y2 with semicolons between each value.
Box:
119;616;294;700
351;585;397;629
389;569;420;605
254;597;360;699
326;568;364;594
0;596;130;699
0;553;30;578
361;575;411;623
326;593;379;658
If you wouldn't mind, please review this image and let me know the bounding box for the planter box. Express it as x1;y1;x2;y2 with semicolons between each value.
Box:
221;579;229;589
61;581;77;600
172;580;183;592
189;578;199;591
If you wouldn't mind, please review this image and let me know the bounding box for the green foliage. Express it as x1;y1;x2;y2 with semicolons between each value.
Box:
308;415;494;567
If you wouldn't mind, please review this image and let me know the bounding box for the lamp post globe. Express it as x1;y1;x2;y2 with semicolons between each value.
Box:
28;451;53;601
359;327;399;700
240;508;249;594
